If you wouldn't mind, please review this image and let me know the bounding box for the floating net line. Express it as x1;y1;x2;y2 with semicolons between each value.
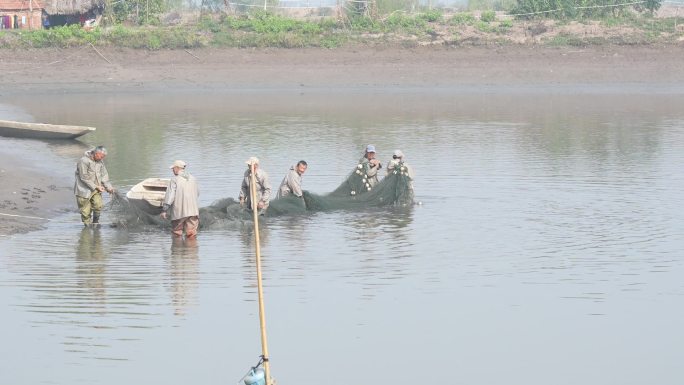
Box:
105;162;415;230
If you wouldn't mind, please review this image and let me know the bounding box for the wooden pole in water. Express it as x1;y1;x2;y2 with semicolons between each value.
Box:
249;162;273;385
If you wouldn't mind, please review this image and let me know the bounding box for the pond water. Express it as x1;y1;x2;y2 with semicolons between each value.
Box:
1;90;683;385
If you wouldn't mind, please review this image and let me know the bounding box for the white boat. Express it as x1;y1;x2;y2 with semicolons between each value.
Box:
126;178;170;214
0;119;96;139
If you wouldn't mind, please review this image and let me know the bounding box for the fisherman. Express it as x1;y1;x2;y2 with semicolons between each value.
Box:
277;160;308;199
387;149;415;188
359;144;382;188
239;157;272;214
161;160;200;238
74;146;115;227
386;150;413;177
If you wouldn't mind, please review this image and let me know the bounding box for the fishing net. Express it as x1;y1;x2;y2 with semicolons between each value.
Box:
307;160;415;211
106;191;167;229
108;193;255;230
103;161;414;230
197;198;255;230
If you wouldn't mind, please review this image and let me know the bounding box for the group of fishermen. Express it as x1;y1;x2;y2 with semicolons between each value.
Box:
74;144;412;238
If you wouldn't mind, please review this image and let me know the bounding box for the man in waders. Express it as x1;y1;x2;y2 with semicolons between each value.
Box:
160;160;200;238
239;157;271;215
74;146;115;227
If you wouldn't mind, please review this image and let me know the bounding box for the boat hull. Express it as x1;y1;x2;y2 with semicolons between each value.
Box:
126;178;169;215
0;120;96;139
129;198;165;215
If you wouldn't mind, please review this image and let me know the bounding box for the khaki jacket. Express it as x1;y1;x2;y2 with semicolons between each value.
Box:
386;159;415;179
239;168;271;209
359;156;381;187
163;171;200;220
74;151;112;198
277;165;303;198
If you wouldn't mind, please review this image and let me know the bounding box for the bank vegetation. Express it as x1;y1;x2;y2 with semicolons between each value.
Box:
1;0;682;49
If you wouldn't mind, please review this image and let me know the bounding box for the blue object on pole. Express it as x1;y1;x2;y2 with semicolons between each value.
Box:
243;367;265;385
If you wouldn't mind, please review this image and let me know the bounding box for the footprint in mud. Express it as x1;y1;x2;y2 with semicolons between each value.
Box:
31;194;41;199
34;187;46;193
48;185;57;191
21;191;29;196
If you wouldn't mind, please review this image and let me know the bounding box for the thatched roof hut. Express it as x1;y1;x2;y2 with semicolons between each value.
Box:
0;0;44;11
41;0;103;15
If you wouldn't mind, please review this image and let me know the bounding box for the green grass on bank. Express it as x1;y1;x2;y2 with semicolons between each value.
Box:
0;10;682;49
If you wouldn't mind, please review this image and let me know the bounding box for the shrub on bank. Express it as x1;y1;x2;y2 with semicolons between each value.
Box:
511;0;662;20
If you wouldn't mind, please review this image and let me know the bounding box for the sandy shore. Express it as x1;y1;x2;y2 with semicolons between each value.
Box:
1;45;683;235
0;143;74;236
2;46;684;94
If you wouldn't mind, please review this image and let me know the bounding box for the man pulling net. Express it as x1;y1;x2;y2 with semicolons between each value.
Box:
106;148;415;229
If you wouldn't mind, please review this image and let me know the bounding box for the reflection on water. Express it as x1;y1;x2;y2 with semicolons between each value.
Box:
1;92;683;385
76;227;107;310
166;237;199;316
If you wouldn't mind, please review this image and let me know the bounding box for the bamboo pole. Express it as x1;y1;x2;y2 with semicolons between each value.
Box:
249;163;273;385
89;43;112;64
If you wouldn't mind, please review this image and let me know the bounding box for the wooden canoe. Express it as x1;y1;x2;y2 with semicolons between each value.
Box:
0;119;96;139
125;178;170;215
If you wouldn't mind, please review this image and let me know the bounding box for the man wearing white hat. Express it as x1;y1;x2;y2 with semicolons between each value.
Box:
239;157;272;214
386;150;412;175
161;160;200;238
359;144;382;188
386;149;415;190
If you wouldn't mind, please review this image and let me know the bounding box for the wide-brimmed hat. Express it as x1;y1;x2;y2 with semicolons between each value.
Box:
393;150;404;158
366;145;376;153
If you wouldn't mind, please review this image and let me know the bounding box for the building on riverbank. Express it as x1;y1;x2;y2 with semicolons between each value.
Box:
1;0;101;30
0;0;44;30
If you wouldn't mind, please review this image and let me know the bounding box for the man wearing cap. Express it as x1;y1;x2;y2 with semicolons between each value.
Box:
277;160;308;199
239;157;272;214
74;146;115;227
360;144;382;188
161;160;200;238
